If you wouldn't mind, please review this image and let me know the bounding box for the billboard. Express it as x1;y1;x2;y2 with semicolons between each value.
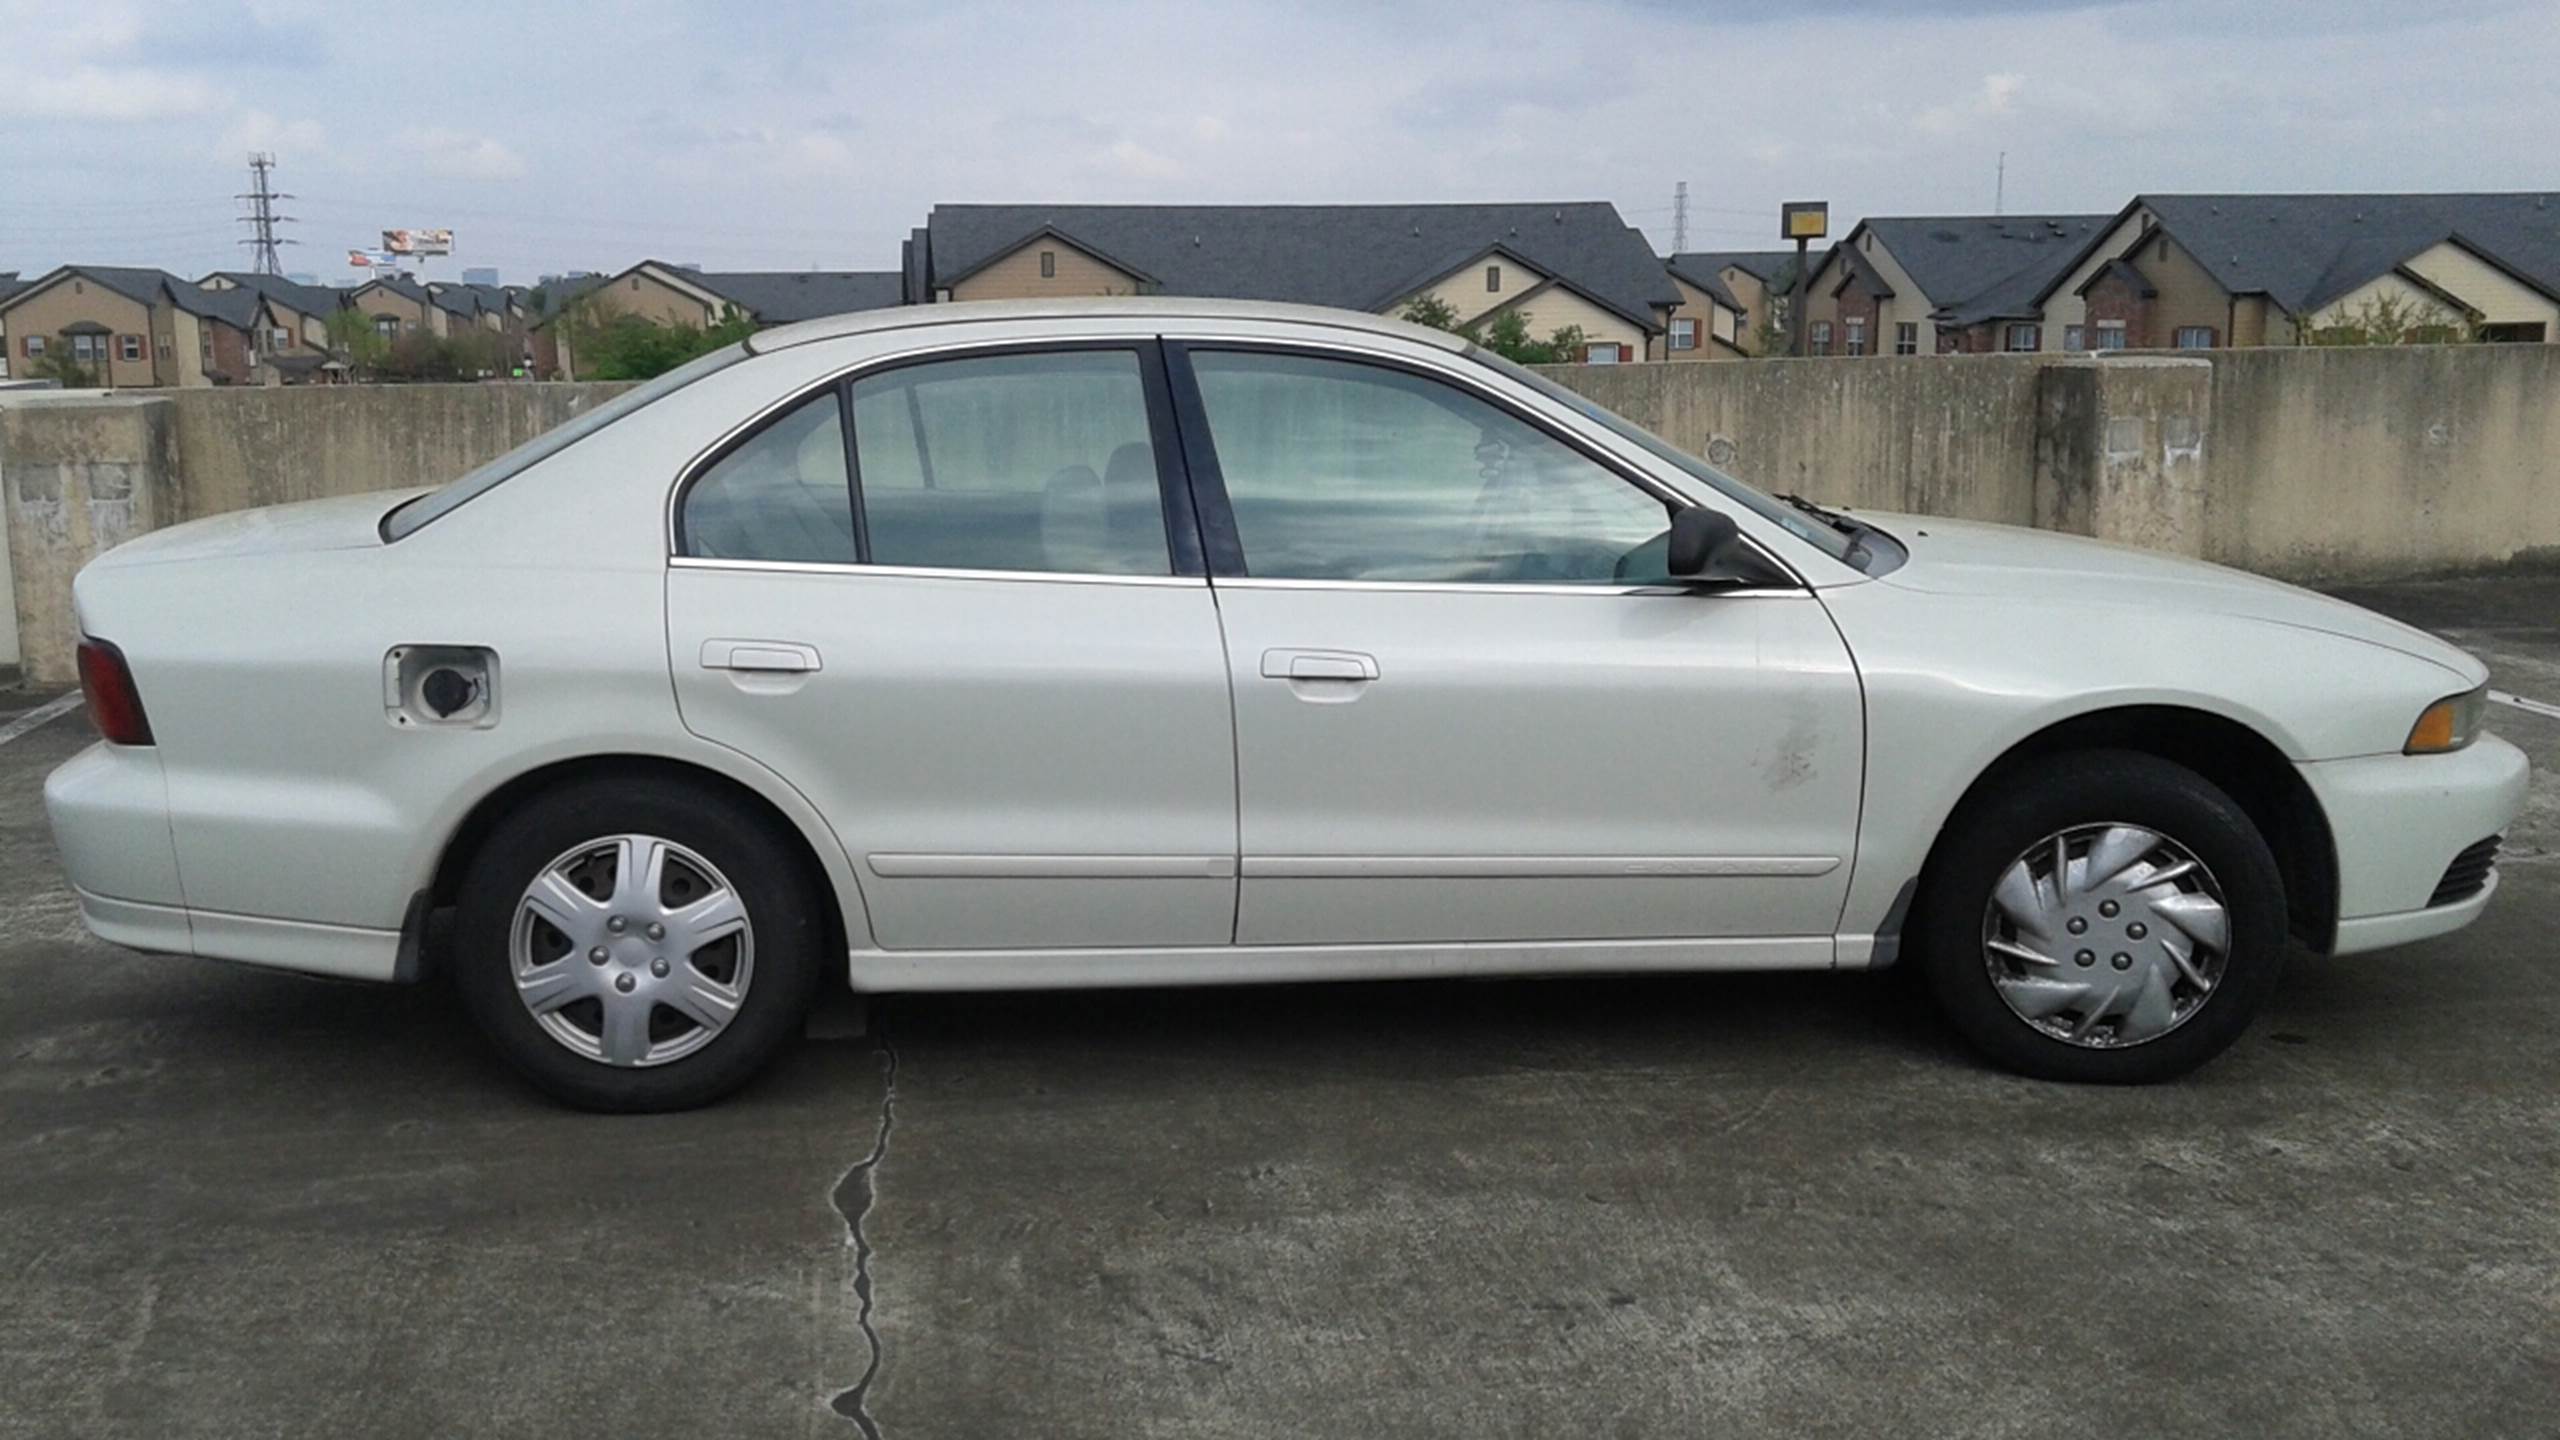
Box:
346;249;401;268
382;228;455;256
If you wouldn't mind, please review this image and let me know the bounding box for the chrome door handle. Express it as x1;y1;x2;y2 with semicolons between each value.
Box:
700;639;822;674
1260;648;1379;682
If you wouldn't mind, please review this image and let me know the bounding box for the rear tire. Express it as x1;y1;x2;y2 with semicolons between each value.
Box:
451;776;824;1111
1914;749;2286;1083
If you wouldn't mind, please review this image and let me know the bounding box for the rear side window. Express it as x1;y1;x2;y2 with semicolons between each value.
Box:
848;350;1169;576
681;391;853;564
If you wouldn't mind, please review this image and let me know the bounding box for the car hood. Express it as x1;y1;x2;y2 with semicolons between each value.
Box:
1859;512;2484;685
86;488;432;570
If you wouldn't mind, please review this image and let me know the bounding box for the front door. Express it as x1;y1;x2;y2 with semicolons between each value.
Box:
1167;343;1863;947
666;343;1238;952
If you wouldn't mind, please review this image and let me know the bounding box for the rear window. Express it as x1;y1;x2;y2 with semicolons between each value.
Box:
381;343;751;540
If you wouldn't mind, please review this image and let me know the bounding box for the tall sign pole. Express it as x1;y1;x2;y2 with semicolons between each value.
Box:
1781;201;1828;358
237;153;297;276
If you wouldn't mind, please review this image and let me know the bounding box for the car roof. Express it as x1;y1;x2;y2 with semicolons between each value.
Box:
745;295;1472;356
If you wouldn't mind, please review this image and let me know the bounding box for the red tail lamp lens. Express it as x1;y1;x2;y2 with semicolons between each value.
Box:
76;638;154;746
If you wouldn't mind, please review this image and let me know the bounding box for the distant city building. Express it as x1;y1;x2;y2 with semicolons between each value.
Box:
463;267;500;287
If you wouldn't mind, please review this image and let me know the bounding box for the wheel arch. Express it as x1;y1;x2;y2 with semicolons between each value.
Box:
420;753;866;978
1913;705;2340;953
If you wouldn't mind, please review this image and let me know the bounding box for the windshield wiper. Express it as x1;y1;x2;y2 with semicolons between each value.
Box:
1774;493;1875;570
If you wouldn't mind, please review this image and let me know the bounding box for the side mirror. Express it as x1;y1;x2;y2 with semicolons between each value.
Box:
1666;506;1741;578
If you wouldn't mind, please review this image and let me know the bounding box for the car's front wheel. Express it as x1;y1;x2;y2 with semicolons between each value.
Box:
452;777;825;1111
1914;750;2288;1083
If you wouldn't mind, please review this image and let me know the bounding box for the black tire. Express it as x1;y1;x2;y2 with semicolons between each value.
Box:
451;775;825;1111
1913;749;2287;1083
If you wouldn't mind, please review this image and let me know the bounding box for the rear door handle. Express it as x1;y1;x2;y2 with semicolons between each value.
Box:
700;639;822;674
1260;648;1380;682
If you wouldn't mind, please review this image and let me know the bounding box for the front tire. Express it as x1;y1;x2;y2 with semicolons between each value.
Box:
1914;750;2287;1084
451;777;825;1111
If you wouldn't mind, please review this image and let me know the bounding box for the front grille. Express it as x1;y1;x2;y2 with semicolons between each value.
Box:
2430;835;2502;907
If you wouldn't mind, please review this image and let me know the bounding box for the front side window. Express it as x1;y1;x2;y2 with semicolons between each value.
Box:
119;335;143;361
2174;326;2216;349
23;335;43;357
1844;319;1867;355
1188;350;1674;586
850;350;1168;576
1485;264;1502;293
2005;323;2042;352
1894;322;1918;355
1039;250;1057;279
682;391;854;564
1810;321;1832;354
2095;322;2128;350
2064;323;2085;351
1669;317;1698;351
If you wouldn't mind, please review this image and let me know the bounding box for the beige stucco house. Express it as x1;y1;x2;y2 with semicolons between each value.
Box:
1660;252;1797;359
537;261;900;378
909;203;1682;363
0;266;262;387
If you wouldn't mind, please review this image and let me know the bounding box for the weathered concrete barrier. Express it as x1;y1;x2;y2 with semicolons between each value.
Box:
6;347;2559;687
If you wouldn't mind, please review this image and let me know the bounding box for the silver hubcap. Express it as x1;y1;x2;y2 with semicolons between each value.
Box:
1981;823;2231;1048
511;834;754;1067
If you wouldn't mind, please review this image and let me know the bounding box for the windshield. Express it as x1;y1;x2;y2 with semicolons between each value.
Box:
381;342;753;540
1468;345;1864;565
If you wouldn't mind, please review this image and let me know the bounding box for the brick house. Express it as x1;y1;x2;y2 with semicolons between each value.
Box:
0;265;262;386
1798;216;2107;357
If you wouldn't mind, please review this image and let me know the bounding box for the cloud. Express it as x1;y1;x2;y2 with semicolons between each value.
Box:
394;127;530;180
0;64;225;119
219;108;329;163
1917;70;2028;134
1098;139;1184;180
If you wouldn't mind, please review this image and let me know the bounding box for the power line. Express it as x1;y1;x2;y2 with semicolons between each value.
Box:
237;153;298;276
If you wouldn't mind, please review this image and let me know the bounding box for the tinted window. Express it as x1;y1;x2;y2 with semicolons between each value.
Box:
1188;350;1673;585
850;350;1168;575
682;390;853;563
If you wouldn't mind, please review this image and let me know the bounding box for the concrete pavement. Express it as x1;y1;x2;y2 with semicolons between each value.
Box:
1;578;2554;1438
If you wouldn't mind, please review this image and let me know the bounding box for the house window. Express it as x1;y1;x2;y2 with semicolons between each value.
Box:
1485;264;1501;293
2095;322;2127;350
1668;317;1698;351
119;335;142;362
1810;321;1832;355
157;335;172;359
1039;250;1057;279
1844;318;1867;356
70;334;105;362
1894;322;1917;355
2173;326;2217;349
375;316;401;339
1583;342;1626;365
2004;323;2041;352
2063;324;2085;351
22;335;43;358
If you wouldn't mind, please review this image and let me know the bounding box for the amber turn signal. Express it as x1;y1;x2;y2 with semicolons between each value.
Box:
2405;689;2484;754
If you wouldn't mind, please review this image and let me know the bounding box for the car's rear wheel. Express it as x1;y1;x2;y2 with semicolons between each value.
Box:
1914;750;2287;1083
452;778;824;1111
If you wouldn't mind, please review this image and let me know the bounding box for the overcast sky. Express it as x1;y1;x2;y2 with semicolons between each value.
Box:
3;0;2554;285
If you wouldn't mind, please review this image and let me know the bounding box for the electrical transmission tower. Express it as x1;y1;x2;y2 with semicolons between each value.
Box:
237;153;298;276
1671;180;1690;252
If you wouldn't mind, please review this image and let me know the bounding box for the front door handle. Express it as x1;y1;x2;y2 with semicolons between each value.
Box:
701;639;822;674
1260;648;1380;682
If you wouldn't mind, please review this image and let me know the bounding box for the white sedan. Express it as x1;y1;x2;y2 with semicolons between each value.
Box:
47;299;2527;1110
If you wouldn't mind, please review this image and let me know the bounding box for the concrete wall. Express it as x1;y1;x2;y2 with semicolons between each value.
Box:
7;349;2560;686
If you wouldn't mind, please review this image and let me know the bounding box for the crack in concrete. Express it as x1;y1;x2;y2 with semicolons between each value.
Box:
829;1028;899;1436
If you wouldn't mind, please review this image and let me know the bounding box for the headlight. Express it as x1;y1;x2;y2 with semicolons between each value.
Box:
2405;686;2486;754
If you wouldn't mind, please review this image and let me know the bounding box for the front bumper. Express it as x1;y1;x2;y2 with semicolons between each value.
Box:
2300;734;2531;956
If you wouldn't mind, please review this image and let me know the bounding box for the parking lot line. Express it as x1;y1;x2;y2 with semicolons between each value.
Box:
0;693;82;749
2490;689;2560;722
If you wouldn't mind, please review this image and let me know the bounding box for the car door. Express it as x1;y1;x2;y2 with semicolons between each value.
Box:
1164;339;1863;948
666;341;1238;952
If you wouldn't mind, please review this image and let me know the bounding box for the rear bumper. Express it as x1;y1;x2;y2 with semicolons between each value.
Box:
2301;735;2530;955
72;887;402;982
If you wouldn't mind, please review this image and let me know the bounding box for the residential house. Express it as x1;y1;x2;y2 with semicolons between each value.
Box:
1799;215;2108;356
905;202;1683;362
346;274;461;341
540;261;901;377
199;270;348;358
0;265;262;386
2036;193;2560;350
1661;251;1798;359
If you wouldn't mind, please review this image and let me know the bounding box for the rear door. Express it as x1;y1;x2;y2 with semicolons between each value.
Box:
666;341;1238;952
1165;339;1863;949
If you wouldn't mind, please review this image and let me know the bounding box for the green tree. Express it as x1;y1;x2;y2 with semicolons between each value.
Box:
1398;293;1465;332
2304;291;2480;347
1398;295;1590;365
25;337;99;388
559;300;757;381
324;307;391;375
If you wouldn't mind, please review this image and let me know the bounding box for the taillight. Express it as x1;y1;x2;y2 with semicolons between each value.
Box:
76;638;154;746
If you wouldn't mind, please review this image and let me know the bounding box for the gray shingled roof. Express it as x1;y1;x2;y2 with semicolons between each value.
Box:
926;203;1682;331
2117;193;2560;316
1845;215;2110;327
684;269;902;323
1665;250;1801;310
2;266;265;330
173;282;263;329
202;270;344;318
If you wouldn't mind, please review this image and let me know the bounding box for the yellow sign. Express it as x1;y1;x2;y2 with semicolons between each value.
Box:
1782;202;1829;241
